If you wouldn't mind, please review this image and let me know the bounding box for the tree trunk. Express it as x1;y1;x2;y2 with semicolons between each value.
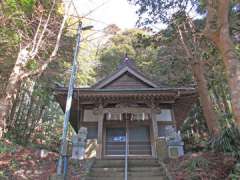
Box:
0;8;68;138
0;48;29;137
205;0;240;124
191;61;220;136
177;25;220;136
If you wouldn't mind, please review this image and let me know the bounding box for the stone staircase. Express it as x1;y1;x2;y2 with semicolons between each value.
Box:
85;159;169;180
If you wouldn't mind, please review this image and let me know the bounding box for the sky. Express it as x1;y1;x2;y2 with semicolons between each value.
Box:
62;0;202;40
63;0;203;32
64;0;140;30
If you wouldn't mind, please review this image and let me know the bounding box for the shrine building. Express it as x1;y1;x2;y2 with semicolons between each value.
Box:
55;57;197;159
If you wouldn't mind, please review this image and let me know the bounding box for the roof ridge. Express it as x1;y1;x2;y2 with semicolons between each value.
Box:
92;56;161;89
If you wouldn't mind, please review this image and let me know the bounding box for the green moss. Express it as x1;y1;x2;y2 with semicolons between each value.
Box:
0;140;17;154
0;171;8;180
26;58;38;70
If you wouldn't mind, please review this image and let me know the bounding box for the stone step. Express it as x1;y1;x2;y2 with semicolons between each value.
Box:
86;176;167;180
89;171;165;177
93;159;159;167
91;166;164;173
86;159;168;180
94;159;158;164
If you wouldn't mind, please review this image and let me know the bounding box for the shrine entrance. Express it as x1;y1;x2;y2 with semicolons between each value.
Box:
55;56;198;161
104;117;152;157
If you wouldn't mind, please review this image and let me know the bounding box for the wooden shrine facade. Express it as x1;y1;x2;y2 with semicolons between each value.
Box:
55;59;198;159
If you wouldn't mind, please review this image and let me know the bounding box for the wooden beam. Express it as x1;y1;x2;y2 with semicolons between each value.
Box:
96;105;104;159
151;110;158;158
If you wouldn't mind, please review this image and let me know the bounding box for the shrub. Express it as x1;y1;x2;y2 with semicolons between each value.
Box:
185;157;210;171
0;140;17;154
208;124;240;158
228;162;240;179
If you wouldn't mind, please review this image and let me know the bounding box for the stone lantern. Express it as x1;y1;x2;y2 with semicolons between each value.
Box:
166;128;184;158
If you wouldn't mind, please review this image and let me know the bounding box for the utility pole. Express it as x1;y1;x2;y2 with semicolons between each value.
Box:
56;21;93;176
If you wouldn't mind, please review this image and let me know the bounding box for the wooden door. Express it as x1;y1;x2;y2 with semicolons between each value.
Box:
105;127;126;155
128;127;152;155
105;125;151;156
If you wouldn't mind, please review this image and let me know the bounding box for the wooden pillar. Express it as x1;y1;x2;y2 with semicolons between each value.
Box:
96;113;103;159
151;110;158;158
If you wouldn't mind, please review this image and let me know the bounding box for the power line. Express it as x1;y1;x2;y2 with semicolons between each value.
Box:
66;14;109;26
62;0;165;44
79;0;112;18
62;0;118;33
62;0;113;35
64;0;112;22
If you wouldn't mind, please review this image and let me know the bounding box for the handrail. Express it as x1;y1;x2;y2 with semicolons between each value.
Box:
125;120;128;180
